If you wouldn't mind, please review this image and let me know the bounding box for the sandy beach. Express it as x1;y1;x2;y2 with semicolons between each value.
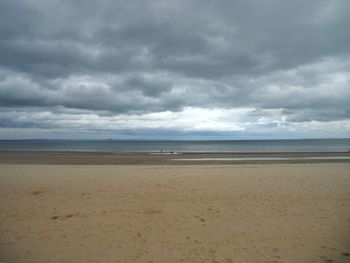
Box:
0;159;349;263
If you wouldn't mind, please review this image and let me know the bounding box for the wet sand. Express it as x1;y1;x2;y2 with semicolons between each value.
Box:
1;163;350;262
0;151;350;165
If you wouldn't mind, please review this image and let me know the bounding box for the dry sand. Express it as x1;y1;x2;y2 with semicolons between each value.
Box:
1;163;350;263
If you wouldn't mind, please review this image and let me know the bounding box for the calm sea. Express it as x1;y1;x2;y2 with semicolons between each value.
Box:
0;139;349;152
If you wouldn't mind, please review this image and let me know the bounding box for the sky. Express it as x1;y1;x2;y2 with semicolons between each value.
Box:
0;0;349;139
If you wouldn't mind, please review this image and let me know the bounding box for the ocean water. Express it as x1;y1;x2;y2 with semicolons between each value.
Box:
0;139;349;152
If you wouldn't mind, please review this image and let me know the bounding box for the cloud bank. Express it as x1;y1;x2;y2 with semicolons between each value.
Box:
0;0;349;139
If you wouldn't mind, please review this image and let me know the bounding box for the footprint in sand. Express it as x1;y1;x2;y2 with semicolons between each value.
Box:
207;207;221;214
51;213;80;220
194;215;206;222
320;255;334;263
143;209;162;215
207;248;217;255
32;190;46;196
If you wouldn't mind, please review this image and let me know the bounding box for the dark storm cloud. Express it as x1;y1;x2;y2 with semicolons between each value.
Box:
0;0;349;134
123;75;173;98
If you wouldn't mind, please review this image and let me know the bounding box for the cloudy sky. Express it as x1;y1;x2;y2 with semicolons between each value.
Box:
0;0;349;139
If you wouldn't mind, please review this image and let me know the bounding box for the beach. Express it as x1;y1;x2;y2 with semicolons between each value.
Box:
0;154;350;262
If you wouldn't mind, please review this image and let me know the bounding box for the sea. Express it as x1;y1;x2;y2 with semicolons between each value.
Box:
0;139;349;153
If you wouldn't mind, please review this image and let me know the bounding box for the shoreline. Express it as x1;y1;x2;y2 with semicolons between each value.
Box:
1;150;350;165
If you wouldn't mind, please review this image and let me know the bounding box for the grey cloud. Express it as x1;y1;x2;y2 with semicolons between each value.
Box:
2;0;348;79
0;70;185;114
123;75;173;98
0;0;349;136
